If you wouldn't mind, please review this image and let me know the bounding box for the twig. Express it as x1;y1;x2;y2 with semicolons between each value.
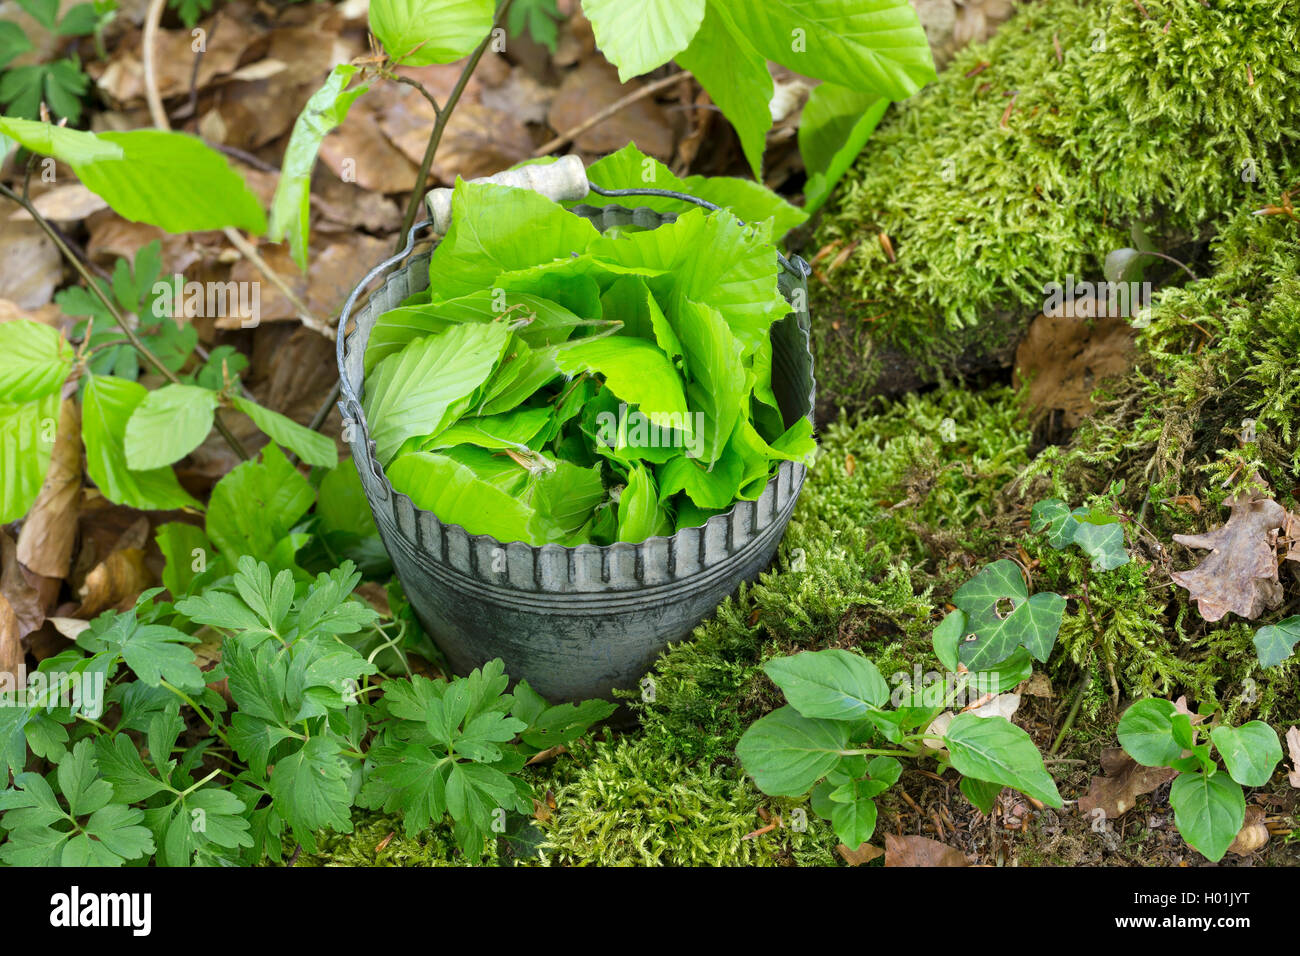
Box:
208;142;279;173
142;0;168;130
386;71;442;117
394;0;517;246
221;227;335;340
532;70;692;157
0;181;250;460
1049;673;1091;755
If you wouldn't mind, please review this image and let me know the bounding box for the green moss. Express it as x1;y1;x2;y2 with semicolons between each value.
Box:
813;0;1300;396
629;385;1034;762
536;735;837;866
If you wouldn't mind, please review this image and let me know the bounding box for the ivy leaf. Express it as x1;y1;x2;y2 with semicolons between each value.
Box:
1253;615;1300;668
81;374;201;511
1071;515;1129;571
1168;770;1244;862
762;649;889;721
268;65;370;270
736;705;849;797
1210;722;1283;788
1117;698;1183;768
1030;498;1075;548
953;559;1065;668
582;0;705;81
123;383;219;470
369;0;495;65
943;713;1062;808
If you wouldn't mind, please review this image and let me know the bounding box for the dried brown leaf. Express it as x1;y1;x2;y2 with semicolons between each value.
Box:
1227;805;1268;856
1077;747;1177;819
837;842;884;866
547;59;674;159
0;593;21;679
1171;494;1286;622
1014;307;1137;428
1286;726;1300;789
0;219;61;310
884;833;969;867
17;397;82;578
75;517;153;618
0;533;45;639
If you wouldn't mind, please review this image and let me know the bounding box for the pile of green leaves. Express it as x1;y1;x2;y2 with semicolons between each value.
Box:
0;552;612;865
362;158;816;546
1118;698;1284;862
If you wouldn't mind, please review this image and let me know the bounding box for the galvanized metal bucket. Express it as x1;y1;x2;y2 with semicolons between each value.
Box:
336;202;816;702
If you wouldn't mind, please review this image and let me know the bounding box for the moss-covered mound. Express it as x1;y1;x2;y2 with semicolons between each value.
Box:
811;0;1300;409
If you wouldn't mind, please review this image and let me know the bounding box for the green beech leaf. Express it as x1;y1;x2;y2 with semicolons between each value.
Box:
762;649;889;721
1117;698;1183;768
0;319;74;402
1253;616;1300;668
388;451;541;544
123;383;219;470
554;336;689;426
269;65;370;269
616;461;668;542
716;0;935;100
369;0;495;65
799;83;888;215
675;2;773;179
82;374;201;511
363;320;512;465
0;392;58;523
667;299;745;464
230;396;337;468
0;119;266;234
1168;770;1244;862
736;705;849;797
942;712;1062;808
1210;722;1283;787
953;559;1064;668
428;181;601;301
583;0;704;81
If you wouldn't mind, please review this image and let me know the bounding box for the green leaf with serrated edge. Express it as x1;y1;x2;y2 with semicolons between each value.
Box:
953;559;1064;668
76;610;203;691
230;395;337;468
526;459;605;540
357;743;451;836
762;649;889;721
799;83;888;215
1210;722;1283;788
363;319;511;465
123;383;218;470
1253;615;1300;668
736;705;849;797
554;336;690;428
959;776;1002;814
1030;498;1075;548
369;0;494;65
715;0;935;101
1168;770;1244;862
583;0;704;81
268;64;370;269
82;374;200;511
669;299;745;464
205;443;313;564
0;392;58;523
267;736;352;851
427;181;601;301
0;115;121;163
428;406;551;452
519;698;617;750
0;21;33;71
388;451;543;544
932;609;965;671
0;319;73;402
942;713;1062;808
1117;698;1183;767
